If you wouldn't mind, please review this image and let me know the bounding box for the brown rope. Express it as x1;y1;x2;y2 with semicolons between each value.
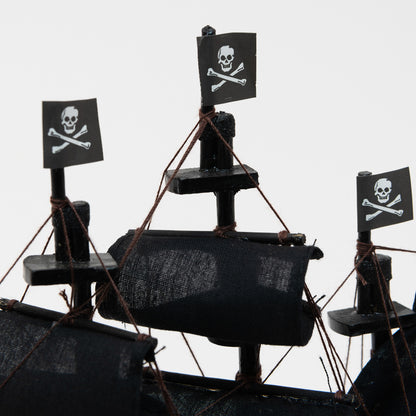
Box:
317;323;371;415
181;332;205;377
194;381;247;416
235;370;262;384
92;282;111;317
0;317;63;391
213;221;236;238
205;117;290;233
334;390;345;401
50;196;69;210
320;356;333;392
147;108;216;231
194;118;357;409
0;285;107;391
19;285;30;303
6;299;18;311
137;333;151;342
0;212;54;285
304;284;373;416
314;310;343;392
65;198;181;416
119;109;216;270
356;241;416;385
59;289;72;310
0;191;180;414
42;228;55;254
20;224;55;303
277;230;289;244
149;361;180;416
262;346;293;384
65;199;142;335
318;238;416;415
321;242;374;311
373;244;416;254
343;337;352;388
56;204;76;307
304;285;343;392
372;254;416;377
372;253;411;416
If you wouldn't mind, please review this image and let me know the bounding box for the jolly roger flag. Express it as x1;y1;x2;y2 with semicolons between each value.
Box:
357;167;413;232
197;32;256;106
43;98;103;169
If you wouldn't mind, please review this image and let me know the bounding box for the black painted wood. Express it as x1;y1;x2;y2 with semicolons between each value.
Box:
23;253;118;286
52;201;90;262
328;302;416;337
166;165;258;194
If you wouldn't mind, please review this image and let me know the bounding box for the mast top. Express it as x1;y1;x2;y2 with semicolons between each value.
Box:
201;25;216;36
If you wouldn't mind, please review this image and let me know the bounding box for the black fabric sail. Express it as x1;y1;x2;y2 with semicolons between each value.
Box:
98;230;322;346
0;301;156;416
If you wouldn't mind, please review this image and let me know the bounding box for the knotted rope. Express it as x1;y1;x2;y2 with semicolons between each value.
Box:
213;221;237;238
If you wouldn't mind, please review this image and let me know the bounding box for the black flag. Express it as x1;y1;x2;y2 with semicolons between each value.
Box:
197;32;256;106
43;98;103;169
357;168;413;232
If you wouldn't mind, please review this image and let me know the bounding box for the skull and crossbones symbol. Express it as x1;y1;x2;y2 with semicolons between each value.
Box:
207;45;246;93
362;178;403;221
48;106;91;154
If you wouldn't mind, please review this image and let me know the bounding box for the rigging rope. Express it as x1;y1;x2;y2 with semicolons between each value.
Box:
105;108;366;413
181;332;205;377
193;381;248;416
262;346;293;384
205;116;291;233
5;108;416;415
355;242;416;380
372;250;412;416
0;284;105;391
0;212;54;286
119;109;216;270
321;239;416;415
0;111;226;416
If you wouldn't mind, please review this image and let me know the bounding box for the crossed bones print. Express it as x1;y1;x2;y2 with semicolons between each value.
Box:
362;178;403;222
48;106;92;154
207;45;247;93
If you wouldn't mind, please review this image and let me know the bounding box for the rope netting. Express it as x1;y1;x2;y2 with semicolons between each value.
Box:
0;108;415;415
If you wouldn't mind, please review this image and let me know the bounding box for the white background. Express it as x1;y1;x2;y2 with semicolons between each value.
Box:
1;0;416;393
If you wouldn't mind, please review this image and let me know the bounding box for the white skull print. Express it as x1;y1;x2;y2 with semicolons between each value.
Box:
374;178;392;204
61;106;79;135
217;45;235;73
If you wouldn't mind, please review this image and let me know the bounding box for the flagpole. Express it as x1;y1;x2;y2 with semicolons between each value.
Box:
51;168;67;261
356;171;390;353
50;167;92;314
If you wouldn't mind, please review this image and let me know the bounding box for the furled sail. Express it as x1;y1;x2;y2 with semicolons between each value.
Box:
98;230;322;346
0;300;156;416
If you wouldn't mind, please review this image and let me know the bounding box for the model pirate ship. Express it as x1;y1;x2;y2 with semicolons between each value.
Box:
0;26;416;416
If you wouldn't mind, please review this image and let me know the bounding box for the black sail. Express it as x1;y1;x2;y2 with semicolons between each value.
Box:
0;302;156;416
98;230;322;346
